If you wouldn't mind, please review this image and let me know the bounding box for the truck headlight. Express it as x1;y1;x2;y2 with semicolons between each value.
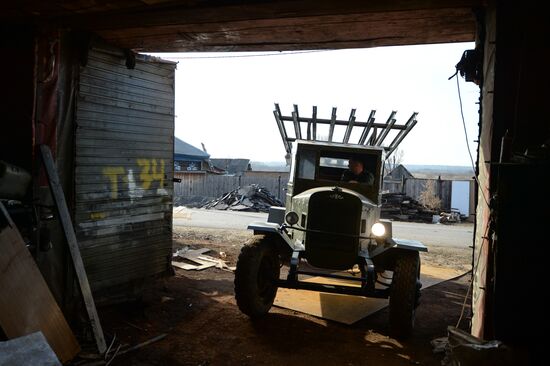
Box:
371;222;386;237
285;211;299;225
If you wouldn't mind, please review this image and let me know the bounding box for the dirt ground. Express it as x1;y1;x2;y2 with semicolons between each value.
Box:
96;227;472;366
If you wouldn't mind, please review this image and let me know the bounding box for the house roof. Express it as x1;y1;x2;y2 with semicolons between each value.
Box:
385;164;414;180
210;158;250;175
174;137;210;160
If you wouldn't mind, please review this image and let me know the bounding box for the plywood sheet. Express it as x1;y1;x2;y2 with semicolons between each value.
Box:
274;265;466;324
0;207;80;363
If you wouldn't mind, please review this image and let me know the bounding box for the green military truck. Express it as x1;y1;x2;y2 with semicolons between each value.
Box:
234;105;426;337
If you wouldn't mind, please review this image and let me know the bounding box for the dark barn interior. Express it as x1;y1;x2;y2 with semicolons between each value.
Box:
1;0;548;364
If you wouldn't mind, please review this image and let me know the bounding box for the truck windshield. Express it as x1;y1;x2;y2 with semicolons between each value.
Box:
319;151;375;186
319;157;348;168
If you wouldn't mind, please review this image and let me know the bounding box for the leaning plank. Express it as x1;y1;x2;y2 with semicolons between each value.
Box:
40;145;106;354
0;203;80;363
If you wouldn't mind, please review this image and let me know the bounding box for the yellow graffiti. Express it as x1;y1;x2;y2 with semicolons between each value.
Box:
102;167;125;199
90;212;106;220
137;159;165;190
102;159;165;198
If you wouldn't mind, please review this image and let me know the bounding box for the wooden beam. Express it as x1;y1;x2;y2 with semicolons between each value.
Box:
40;145;107;355
85;5;477;52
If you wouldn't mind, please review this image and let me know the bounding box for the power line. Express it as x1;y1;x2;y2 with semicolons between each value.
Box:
153;49;338;60
454;75;490;207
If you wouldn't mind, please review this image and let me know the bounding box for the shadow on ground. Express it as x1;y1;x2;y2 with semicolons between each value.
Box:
95;267;471;366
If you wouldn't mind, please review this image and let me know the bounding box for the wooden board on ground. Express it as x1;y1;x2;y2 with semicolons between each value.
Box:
172;247;235;271
274;265;466;325
0;203;80;363
172;248;217;270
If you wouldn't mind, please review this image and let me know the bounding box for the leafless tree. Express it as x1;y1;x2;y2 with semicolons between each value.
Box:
418;180;442;210
384;148;405;176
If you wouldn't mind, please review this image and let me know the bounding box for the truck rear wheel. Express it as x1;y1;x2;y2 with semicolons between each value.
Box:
234;235;280;318
389;251;420;338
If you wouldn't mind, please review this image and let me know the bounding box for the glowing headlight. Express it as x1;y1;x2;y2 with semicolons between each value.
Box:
285;211;299;225
371;222;386;237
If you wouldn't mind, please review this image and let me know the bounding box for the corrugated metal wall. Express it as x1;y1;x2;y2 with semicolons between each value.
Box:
74;44;175;293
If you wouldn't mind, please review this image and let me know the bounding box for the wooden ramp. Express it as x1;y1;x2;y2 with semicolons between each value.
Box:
274;265;466;325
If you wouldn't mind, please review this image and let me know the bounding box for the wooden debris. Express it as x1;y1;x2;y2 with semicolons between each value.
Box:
172;247;235;271
381;193;463;224
200;184;283;212
381;192;437;222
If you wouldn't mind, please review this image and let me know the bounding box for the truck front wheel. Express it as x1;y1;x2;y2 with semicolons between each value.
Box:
389;251;420;338
234;235;280;318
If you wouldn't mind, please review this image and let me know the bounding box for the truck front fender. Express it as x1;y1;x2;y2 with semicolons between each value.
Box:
370;237;427;259
387;238;428;252
247;221;304;251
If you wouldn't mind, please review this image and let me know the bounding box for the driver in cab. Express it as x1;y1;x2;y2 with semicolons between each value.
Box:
341;156;374;185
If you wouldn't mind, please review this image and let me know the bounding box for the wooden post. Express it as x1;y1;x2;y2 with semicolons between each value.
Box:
40;145;107;354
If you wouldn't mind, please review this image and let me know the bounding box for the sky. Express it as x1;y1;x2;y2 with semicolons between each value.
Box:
150;42;480;167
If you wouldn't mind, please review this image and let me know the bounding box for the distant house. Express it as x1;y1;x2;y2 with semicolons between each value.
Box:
174;137;210;172
384;164;414;181
210;158;251;176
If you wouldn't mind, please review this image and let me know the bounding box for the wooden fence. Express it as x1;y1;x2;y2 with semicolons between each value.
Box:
174;171;290;201
175;172;455;212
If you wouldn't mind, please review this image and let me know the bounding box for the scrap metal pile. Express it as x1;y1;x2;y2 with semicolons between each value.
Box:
381;192;437;223
201;184;283;213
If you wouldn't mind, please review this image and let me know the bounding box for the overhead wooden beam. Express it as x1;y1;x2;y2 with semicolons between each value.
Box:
52;2;476;51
